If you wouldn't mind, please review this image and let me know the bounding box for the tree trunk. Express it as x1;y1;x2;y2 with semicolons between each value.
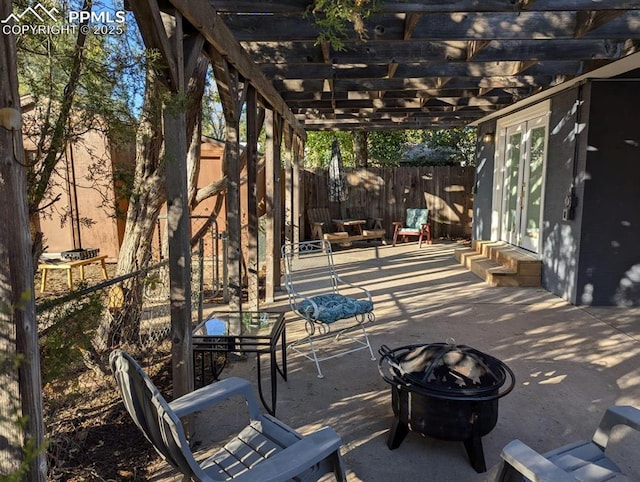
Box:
97;57;208;349
96;69;166;347
0;1;46;477
354;131;368;167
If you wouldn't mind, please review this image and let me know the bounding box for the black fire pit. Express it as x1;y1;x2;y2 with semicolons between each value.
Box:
378;341;515;473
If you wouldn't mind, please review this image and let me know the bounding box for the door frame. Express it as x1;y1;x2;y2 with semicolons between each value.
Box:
490;100;550;254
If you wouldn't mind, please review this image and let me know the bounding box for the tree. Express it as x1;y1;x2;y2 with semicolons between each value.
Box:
99;53;209;347
306;0;380;50
17;0;139;265
304;128;477;168
367;130;409;165
353;131;368;167
304;131;353;167
420;128;477;166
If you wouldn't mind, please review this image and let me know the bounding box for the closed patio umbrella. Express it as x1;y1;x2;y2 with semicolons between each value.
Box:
328;137;348;218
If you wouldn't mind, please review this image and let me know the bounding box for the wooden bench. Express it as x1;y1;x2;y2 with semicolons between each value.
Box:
323;229;386;246
307;207;341;240
308;208;386;246
39;254;109;292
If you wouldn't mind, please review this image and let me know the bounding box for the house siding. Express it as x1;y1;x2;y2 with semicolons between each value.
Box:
473;123;496;241
540;85;586;305
576;80;640;306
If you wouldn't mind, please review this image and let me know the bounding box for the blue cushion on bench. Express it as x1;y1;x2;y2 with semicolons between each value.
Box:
296;294;373;324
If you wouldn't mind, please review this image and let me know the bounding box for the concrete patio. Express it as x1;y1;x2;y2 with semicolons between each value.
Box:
149;241;640;481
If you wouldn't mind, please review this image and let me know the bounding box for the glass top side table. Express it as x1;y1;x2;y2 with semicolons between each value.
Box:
192;311;287;415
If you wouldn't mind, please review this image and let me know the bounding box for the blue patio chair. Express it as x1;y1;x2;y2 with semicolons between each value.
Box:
109;349;347;481
494;405;640;482
281;239;376;378
392;208;432;247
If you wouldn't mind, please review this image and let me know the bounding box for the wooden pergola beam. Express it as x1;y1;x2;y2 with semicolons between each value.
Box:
168;0;306;140
127;0;180;89
212;0;640;14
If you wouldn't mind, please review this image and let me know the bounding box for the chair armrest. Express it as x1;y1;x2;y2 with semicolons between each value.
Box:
392;221;402;226
500;439;577;482
334;276;373;303
294;294;321;320
593;405;640;450
169;377;261;420
230;427;343;482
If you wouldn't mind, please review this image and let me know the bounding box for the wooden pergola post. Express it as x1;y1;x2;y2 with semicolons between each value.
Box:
283;126;294;245
245;86;259;311
0;4;46;477
293;135;305;244
225;113;242;323
264;108;283;303
163;10;194;400
210;51;246;331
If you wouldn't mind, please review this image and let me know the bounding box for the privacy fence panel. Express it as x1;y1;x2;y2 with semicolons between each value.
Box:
303;166;474;240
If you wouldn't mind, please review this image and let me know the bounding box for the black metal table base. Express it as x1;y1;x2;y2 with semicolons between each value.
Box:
192;312;287;416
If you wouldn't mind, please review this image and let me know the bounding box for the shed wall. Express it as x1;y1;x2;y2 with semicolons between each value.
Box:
540;85;586;304
477;79;640;306
473;123;496;241
576;80;640;306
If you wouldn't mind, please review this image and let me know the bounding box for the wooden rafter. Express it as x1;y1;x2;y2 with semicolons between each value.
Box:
198;0;640;130
128;0;180;89
169;0;306;138
575;10;626;38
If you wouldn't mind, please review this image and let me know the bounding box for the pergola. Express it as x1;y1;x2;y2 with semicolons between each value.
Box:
126;0;640;396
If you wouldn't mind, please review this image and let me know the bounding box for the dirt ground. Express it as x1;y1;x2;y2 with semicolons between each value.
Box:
35;261;161;481
43;350;164;481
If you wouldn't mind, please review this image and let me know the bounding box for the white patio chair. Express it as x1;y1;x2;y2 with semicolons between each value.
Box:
281;239;376;378
494;405;640;481
109;349;346;481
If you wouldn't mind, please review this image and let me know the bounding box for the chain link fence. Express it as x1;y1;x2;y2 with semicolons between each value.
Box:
36;234;219;479
154;215;228;303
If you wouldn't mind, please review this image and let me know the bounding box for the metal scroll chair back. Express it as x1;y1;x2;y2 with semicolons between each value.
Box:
281;239;376;378
283;239;340;297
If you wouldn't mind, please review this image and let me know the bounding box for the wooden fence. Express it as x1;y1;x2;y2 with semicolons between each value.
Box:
302;166;475;241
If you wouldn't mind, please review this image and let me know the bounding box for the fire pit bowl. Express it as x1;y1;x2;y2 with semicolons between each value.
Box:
378;341;515;473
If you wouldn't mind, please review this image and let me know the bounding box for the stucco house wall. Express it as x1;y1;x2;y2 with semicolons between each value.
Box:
21;98;133;260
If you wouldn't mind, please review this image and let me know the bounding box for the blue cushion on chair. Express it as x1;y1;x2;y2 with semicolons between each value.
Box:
296;294;373;324
405;208;429;229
